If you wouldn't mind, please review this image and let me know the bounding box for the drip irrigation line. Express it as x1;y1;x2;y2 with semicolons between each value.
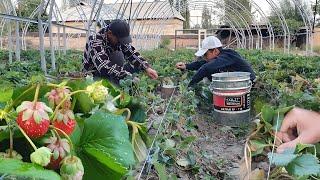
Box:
137;88;176;179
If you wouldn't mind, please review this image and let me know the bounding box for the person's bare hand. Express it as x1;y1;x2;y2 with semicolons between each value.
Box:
175;62;186;70
145;68;158;79
276;107;320;153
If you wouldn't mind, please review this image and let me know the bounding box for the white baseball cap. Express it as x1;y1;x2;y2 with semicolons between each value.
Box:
195;36;223;57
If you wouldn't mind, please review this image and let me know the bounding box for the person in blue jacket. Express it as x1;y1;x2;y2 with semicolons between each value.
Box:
176;36;256;86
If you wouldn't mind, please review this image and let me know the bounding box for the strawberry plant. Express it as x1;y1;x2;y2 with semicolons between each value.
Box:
0;77;150;179
0;48;319;179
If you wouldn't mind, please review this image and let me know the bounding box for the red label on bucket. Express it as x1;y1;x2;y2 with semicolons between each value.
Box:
213;93;250;112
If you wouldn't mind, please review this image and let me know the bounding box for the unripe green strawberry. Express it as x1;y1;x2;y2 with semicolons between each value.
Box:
86;81;108;103
30;147;52;166
60;156;84;180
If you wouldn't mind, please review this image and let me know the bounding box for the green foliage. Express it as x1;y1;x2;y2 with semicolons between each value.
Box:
243;50;319;178
286;155;320;176
76;111;135;179
240;49;320;112
0;50;83;86
268;151;298;166
224;0;252;27
171;0;190;29
17;0;48;32
269;17;304;34
201;6;212;29
1;47;319;179
68;80;95;114
154;162;169;180
269;0;307;34
269;151;320;177
159;37;171;49
0;82;13;102
0;158;60;180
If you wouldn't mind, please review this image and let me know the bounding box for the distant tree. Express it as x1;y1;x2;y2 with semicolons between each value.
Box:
224;0;252;27
201;6;212;29
181;1;190;29
18;0;42;18
169;0;190;29
311;1;320;27
17;0;48;32
269;0;307;34
194;24;201;29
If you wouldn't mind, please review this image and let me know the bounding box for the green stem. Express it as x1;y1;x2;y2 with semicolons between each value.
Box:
51;129;61;140
47;83;60;88
17;125;37;151
9;125;13;158
33;84;41;109
4;85;36;113
50;125;74;156
0;125;8;129
47;84;59;88
51;90;87;120
116;108;131;121
112;94;121;102
71;98;77;111
47;83;70;89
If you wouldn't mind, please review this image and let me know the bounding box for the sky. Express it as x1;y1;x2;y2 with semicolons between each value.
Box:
188;0;317;27
10;0;318;27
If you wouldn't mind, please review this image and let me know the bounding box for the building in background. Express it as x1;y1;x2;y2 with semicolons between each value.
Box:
51;1;185;36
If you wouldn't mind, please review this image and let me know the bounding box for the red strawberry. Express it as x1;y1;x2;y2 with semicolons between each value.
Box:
53;109;76;135
16;101;52;138
45;137;70;170
48;156;63;170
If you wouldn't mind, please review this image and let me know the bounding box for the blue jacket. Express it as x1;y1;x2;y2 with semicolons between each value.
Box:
186;49;256;86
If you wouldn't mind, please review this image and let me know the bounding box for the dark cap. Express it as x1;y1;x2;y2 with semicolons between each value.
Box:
109;19;132;44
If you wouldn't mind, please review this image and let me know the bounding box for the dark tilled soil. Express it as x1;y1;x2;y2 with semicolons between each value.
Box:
135;104;248;180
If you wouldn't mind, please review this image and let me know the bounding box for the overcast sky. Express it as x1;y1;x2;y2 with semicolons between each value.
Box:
188;0;318;27
11;0;317;27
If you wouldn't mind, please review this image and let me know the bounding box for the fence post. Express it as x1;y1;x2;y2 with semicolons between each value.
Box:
38;0;47;74
48;0;56;70
15;21;20;61
174;30;177;50
8;20;13;64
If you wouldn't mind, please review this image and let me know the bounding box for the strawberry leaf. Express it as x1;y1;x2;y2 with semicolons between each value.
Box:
268;151;297;166
286;154;320;176
76;111;135;179
0;158;60;180
261;105;274;123
250;140;269;156
67;80;95;114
